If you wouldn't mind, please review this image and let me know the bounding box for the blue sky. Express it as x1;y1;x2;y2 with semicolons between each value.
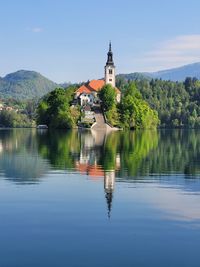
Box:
0;0;200;82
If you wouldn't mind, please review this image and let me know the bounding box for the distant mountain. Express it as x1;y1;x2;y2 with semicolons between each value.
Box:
118;62;200;82
59;82;73;88
117;72;151;81
150;62;200;81
0;70;58;99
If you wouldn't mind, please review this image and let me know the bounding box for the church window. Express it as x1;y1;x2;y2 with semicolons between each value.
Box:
109;79;112;82
109;69;112;74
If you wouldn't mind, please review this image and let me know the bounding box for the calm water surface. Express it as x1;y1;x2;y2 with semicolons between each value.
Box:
0;129;199;267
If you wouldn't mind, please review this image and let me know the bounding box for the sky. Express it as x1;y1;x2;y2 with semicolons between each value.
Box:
1;0;200;83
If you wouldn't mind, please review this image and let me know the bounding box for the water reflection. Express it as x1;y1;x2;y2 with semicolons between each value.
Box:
0;129;50;183
0;129;199;182
0;129;199;219
1;129;200;267
104;171;115;218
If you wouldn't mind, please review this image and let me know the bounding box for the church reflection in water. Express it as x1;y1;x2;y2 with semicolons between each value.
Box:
0;128;200;218
75;129;119;218
104;171;115;218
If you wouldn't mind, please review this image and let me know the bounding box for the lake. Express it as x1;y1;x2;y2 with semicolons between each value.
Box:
0;129;199;267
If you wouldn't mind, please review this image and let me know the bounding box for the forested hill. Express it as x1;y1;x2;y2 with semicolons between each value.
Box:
0;70;58;99
117;62;200;82
117;77;200;128
117;72;152;81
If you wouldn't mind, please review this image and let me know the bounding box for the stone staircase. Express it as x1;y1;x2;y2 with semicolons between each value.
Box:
91;105;111;131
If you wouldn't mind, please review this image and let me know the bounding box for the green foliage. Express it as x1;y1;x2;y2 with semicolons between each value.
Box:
100;82;159;129
143;130;200;176
124;82;142;99
37;130;81;169
118;82;160;129
37;100;48;124
105;105;120;127
0;110;33;127
133;78;200;128
36;87;80;129
116;73;151;84
99;84;116;111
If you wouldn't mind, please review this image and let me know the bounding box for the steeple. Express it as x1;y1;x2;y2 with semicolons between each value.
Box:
104;171;115;219
105;42;116;87
106;42;114;66
105;190;113;219
109;41;112;51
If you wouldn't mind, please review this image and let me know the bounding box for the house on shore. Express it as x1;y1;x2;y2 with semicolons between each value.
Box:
75;43;121;106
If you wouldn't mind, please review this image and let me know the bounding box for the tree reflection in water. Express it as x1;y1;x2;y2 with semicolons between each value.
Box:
0;128;199;216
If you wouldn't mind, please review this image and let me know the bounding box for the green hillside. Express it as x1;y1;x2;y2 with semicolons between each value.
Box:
0;70;58;99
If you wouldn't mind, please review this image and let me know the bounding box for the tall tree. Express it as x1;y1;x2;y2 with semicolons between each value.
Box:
99;84;116;111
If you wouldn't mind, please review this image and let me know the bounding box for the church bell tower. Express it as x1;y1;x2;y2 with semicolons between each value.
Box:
105;42;116;88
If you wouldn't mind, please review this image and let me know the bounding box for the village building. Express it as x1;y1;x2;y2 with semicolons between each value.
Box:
75;43;121;106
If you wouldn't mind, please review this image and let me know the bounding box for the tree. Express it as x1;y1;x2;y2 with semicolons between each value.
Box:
99;84;116;111
119;82;159;129
0;110;33;127
36;87;80;129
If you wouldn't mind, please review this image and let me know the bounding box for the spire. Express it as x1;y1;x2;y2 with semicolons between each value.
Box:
105;190;113;219
109;41;112;52
106;41;114;66
104;171;115;219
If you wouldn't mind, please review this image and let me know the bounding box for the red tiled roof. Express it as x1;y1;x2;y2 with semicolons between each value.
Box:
75;162;104;178
75;85;94;94
88;165;104;178
76;80;121;95
75;163;88;173
88;80;105;91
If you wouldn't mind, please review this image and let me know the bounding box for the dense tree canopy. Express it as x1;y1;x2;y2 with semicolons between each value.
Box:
0;98;38;127
119;83;159;129
99;84;116;111
117;77;200;128
36;87;80;128
0;110;33;127
101;82;160;129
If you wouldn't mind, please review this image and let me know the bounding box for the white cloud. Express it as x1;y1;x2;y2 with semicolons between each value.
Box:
141;34;200;71
146;185;200;223
32;27;43;33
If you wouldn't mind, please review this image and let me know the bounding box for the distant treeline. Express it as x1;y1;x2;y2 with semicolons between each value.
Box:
0;98;37;127
117;77;200;128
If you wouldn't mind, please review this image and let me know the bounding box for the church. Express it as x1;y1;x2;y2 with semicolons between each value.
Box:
75;43;121;106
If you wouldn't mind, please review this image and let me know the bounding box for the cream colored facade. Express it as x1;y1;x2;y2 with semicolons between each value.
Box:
105;65;116;88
